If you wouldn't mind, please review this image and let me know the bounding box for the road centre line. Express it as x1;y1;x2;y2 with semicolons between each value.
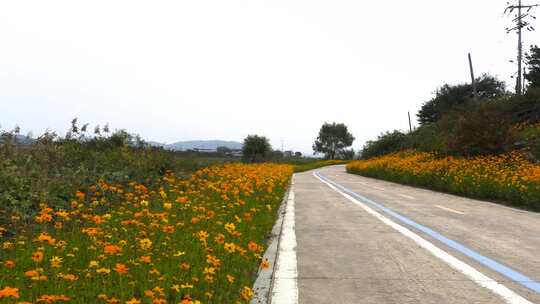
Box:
436;205;465;215
270;180;298;304
314;171;539;303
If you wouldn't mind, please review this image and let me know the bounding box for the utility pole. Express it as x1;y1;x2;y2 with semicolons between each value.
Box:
468;53;478;102
518;0;523;95
408;112;413;133
505;0;539;95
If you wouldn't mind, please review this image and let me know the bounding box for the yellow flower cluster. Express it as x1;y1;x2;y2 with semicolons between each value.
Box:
0;163;292;303
347;150;540;208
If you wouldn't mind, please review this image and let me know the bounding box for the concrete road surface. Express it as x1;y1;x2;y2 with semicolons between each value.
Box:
272;165;540;304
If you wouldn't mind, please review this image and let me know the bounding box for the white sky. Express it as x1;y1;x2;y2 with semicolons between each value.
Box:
0;0;536;154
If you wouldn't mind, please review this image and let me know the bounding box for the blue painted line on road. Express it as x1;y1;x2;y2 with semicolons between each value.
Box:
315;171;540;295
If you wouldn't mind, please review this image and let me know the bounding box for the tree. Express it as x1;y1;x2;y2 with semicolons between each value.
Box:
313;122;355;160
216;146;232;155
242;135;271;163
294;151;302;158
338;148;355;160
525;45;540;89
417;74;507;125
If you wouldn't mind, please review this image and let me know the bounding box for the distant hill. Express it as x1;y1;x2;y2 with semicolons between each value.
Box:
146;141;165;148
164;140;242;151
0;134;35;145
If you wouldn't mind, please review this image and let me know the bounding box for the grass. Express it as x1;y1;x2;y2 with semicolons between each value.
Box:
347;150;540;210
292;159;349;173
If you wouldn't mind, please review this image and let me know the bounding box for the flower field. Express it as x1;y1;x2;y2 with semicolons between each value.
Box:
347;150;540;210
0;163;292;303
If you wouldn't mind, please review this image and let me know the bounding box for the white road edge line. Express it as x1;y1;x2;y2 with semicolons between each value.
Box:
398;193;416;200
271;179;299;304
314;172;532;304
435;205;465;215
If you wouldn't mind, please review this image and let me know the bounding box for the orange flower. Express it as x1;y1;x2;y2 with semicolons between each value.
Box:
247;241;258;252
60;273;79;281
139;255;152;263
32;251;44;262
37;232;56;245
144;289;154;298
25;269;40;278
104;244;122;254
0;286;19;299
260;258;270;269
75;190;85;200
4;260;14;269
161;225;175;233
175;196;189;204
114;263;128;275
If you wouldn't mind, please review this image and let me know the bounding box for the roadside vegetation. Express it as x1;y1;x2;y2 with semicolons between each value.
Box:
352;47;540;209
0;121;300;303
0;120;231;236
348;150;540;210
0;163;292;303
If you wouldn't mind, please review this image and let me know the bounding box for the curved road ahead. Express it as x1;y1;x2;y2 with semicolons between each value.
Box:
271;165;540;304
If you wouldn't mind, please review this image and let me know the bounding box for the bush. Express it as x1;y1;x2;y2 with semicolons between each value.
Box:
406;123;447;155
438;101;513;156
361;130;408;159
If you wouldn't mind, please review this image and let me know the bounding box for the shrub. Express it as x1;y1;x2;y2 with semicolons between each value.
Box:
361;130;408;159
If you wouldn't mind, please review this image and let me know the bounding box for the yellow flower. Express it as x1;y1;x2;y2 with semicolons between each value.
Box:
224;242;236;253
89;260;99;268
139;238;152;250
241;286;254;300
125;298;141;304
96;268;111;274
50;256;62;268
180;283;193;289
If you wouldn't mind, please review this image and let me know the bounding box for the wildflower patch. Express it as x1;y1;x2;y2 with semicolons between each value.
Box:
0;163;293;303
347;150;540;210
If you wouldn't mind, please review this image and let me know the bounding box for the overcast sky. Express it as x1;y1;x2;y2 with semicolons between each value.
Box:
0;0;536;154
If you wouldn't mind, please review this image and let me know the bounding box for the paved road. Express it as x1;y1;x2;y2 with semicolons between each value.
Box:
274;165;540;304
